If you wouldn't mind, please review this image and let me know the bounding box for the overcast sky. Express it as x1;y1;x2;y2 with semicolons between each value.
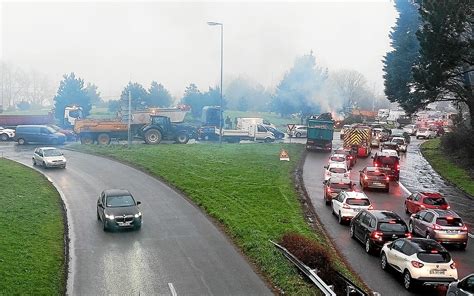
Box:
1;1;397;99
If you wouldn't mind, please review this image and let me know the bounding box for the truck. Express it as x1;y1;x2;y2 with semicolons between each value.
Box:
306;115;334;151
74;115;196;145
0;105;83;128
343;124;372;158
236;117;274;130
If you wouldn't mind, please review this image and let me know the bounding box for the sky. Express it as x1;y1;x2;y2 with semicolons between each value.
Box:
1;1;398;100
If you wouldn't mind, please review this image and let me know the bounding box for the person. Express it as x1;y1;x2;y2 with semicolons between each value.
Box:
225;116;232;129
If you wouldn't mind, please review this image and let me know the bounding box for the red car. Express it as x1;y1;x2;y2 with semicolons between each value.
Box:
404;192;450;214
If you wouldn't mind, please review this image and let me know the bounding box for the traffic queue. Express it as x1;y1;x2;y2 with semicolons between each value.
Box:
321;127;469;292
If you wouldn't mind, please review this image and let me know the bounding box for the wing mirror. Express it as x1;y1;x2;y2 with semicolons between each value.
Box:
324;165;328;169
136;201;141;205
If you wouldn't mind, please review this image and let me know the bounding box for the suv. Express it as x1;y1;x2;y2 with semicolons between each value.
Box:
332;191;372;224
391;137;408;152
350;210;410;254
323;177;354;205
14;125;66;145
291;125;307;138
96;189;142;231
0;126;15;141
372;151;400;180
409;209;468;249
380;238;458;291
405;192;450;214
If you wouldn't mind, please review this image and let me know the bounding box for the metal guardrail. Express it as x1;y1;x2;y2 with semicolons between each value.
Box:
271;240;373;296
270;240;336;296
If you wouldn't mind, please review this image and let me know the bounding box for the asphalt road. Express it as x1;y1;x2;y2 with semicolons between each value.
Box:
303;134;473;296
0;143;271;296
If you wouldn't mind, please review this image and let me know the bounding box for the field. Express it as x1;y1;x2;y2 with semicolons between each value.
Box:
72;142;365;294
0;158;66;294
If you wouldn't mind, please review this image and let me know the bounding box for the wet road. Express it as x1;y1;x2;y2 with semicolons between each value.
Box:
0;143;271;296
302;134;474;296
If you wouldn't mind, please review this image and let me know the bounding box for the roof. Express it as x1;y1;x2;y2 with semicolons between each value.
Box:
344;191;369;199
327;177;351;184
409;238;446;252
38;147;58;151
419;192;443;198
331;154;346;158
424;209;459;218
379;150;399;157
367;210;403;221
103;189;132;197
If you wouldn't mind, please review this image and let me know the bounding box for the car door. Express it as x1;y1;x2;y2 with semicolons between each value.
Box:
332;193;343;214
40;127;52;144
387;239;406;272
97;192;106;220
457;275;474;295
420;212;435;237
358;212;372;241
352;212;365;241
412;211;427;235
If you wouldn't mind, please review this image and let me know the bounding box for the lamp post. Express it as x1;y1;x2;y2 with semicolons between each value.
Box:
207;21;223;144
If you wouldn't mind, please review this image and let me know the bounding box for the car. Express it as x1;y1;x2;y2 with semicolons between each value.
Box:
324;162;350;181
350;210;411;254
266;126;285;140
333;146;357;168
416;128;436;139
409;209;468;249
380;142;400;154
332;191;372;224
32;147;67;168
290;125;307;138
96;189;142;231
380;238;458;291
447;273;474;296
14;125;66;145
391;137;408;152
390;129;411;144
405;192;450;214
328;153;350;170
359;166;390;192
48;124;77;141
323;177;354;205
372;150;400;180
403;124;417;136
0;126;15;141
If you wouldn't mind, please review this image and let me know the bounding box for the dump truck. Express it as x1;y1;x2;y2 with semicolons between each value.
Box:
306;114;334;151
343;125;372;157
74;115;196;145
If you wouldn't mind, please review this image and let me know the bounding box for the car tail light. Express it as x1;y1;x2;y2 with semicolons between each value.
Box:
342;203;351;209
461;225;468;232
396;164;400;170
433;224;442;230
386;176;390;181
450;262;456;269
368;205;374;210
446;205;451;209
349;156;353;159
374;162;379;167
364;175;368;180
327;187;331;193
405;232;412;238
411;261;424;268
371;231;383;240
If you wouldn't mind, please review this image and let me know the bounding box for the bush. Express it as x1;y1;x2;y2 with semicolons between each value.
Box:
440;126;474;165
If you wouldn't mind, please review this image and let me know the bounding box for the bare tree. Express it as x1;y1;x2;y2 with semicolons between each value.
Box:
330;69;367;109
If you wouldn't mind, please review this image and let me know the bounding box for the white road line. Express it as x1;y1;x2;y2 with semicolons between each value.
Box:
168;283;177;296
398;181;411;195
469;233;474;239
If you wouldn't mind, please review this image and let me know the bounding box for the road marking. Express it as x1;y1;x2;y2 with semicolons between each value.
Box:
469;233;474;239
398;181;411;195
168;283;177;296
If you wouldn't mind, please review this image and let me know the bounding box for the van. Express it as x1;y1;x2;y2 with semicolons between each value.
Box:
14;125;66;145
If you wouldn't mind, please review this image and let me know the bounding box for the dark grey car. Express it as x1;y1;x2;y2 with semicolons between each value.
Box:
97;189;142;231
448;274;474;296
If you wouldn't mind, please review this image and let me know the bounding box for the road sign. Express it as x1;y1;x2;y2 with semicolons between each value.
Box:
279;149;290;161
287;124;296;132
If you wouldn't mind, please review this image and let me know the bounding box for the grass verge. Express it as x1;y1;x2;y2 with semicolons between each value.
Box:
71;143;366;294
421;139;474;196
0;158;66;295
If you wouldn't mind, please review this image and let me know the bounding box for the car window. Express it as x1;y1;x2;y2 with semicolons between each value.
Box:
392;239;405;251
366;171;385;176
346;198;370;206
379;222;407;232
329;167;346;173
423;212;434;222
417;211;427;220
330;156;345;162
40;127;51;134
257;125;266;132
461;276;474;293
329;183;351;190
436;217;463;227
423;197;447;205
369;218;376;228
43;149;62;157
417;251;451;263
106;195;135;207
361;213;371;225
401;242;416;256
413;194;421;201
356;212;366;222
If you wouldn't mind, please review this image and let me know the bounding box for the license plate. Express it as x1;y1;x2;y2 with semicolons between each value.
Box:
353;208;361;212
446;230;458;233
430;270;445;275
118;222;131;226
372;182;381;185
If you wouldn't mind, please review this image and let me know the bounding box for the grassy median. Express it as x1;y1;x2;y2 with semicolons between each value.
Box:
421;139;474;196
0;158;66;295
72;143;365;294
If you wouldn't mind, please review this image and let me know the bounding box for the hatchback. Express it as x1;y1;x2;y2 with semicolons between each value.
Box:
324;162;350;181
332;191;372;224
359;166;390;192
409;209;468;249
405;192;450;214
447;273;474;296
323;177;353;205
32;147;67;169
97;189;142;231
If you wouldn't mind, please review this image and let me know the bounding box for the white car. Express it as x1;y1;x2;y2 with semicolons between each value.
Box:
416;128;436;139
290;125;307;138
332;191;372;224
391;137;408;152
0;126;15;141
324;162;350;181
32;147;67;169
380;238;458;291
403;124;417;136
328;153;350;170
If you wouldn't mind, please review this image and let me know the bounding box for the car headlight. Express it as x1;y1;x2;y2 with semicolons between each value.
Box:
105;214;115;220
134;212;142;218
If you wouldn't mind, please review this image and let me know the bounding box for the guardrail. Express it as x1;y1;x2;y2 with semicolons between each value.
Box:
271;240;374;296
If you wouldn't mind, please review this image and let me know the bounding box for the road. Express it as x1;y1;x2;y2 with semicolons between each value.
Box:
302;134;474;296
0;143;271;296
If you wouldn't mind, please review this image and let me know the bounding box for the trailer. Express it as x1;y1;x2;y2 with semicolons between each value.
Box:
0;113;54;128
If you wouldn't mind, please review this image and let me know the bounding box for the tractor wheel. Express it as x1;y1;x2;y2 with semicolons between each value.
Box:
175;132;189;144
97;133;111;145
144;129;162;144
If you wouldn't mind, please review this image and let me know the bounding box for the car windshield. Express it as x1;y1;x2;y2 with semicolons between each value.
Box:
377;156;398;165
379;222;407;232
329;183;351;190
46;126;57;133
329;167;346;173
423;197;447;205
43;149;63;157
436;218;463;227
392;139;404;144
106;195;135;207
346;198;370;206
366;171;385;176
417;252;451;263
418;129;427;132
330;156;345;162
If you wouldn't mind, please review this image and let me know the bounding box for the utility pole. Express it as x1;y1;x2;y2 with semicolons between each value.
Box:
128;88;132;146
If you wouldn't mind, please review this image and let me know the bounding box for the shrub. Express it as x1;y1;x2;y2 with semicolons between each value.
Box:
440;126;474;165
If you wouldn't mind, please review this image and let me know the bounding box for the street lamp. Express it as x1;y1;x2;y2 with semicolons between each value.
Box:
207;21;223;144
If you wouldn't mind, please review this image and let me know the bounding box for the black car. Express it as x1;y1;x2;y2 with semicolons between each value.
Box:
333;147;357;168
97;189;142;231
266;126;285;139
350;210;411;254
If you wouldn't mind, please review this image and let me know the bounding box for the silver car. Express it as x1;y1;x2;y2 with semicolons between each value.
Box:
32;147;67;169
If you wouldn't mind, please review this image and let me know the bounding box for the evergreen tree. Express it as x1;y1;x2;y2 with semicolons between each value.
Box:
85;83;102;106
147;81;172;107
413;0;473;126
383;0;421;114
53;73;92;121
119;82;148;110
181;84;203;117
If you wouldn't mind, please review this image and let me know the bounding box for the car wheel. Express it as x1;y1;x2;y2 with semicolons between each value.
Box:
365;237;372;254
459;243;467;250
295;132;301;138
381;252;388;271
350;225;355;239
18;138;26;145
324;197;331;206
103;219;108;231
32;158;36;166
385;186;390;193
338;212;343;224
0;133;8;141
403;270;415;291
